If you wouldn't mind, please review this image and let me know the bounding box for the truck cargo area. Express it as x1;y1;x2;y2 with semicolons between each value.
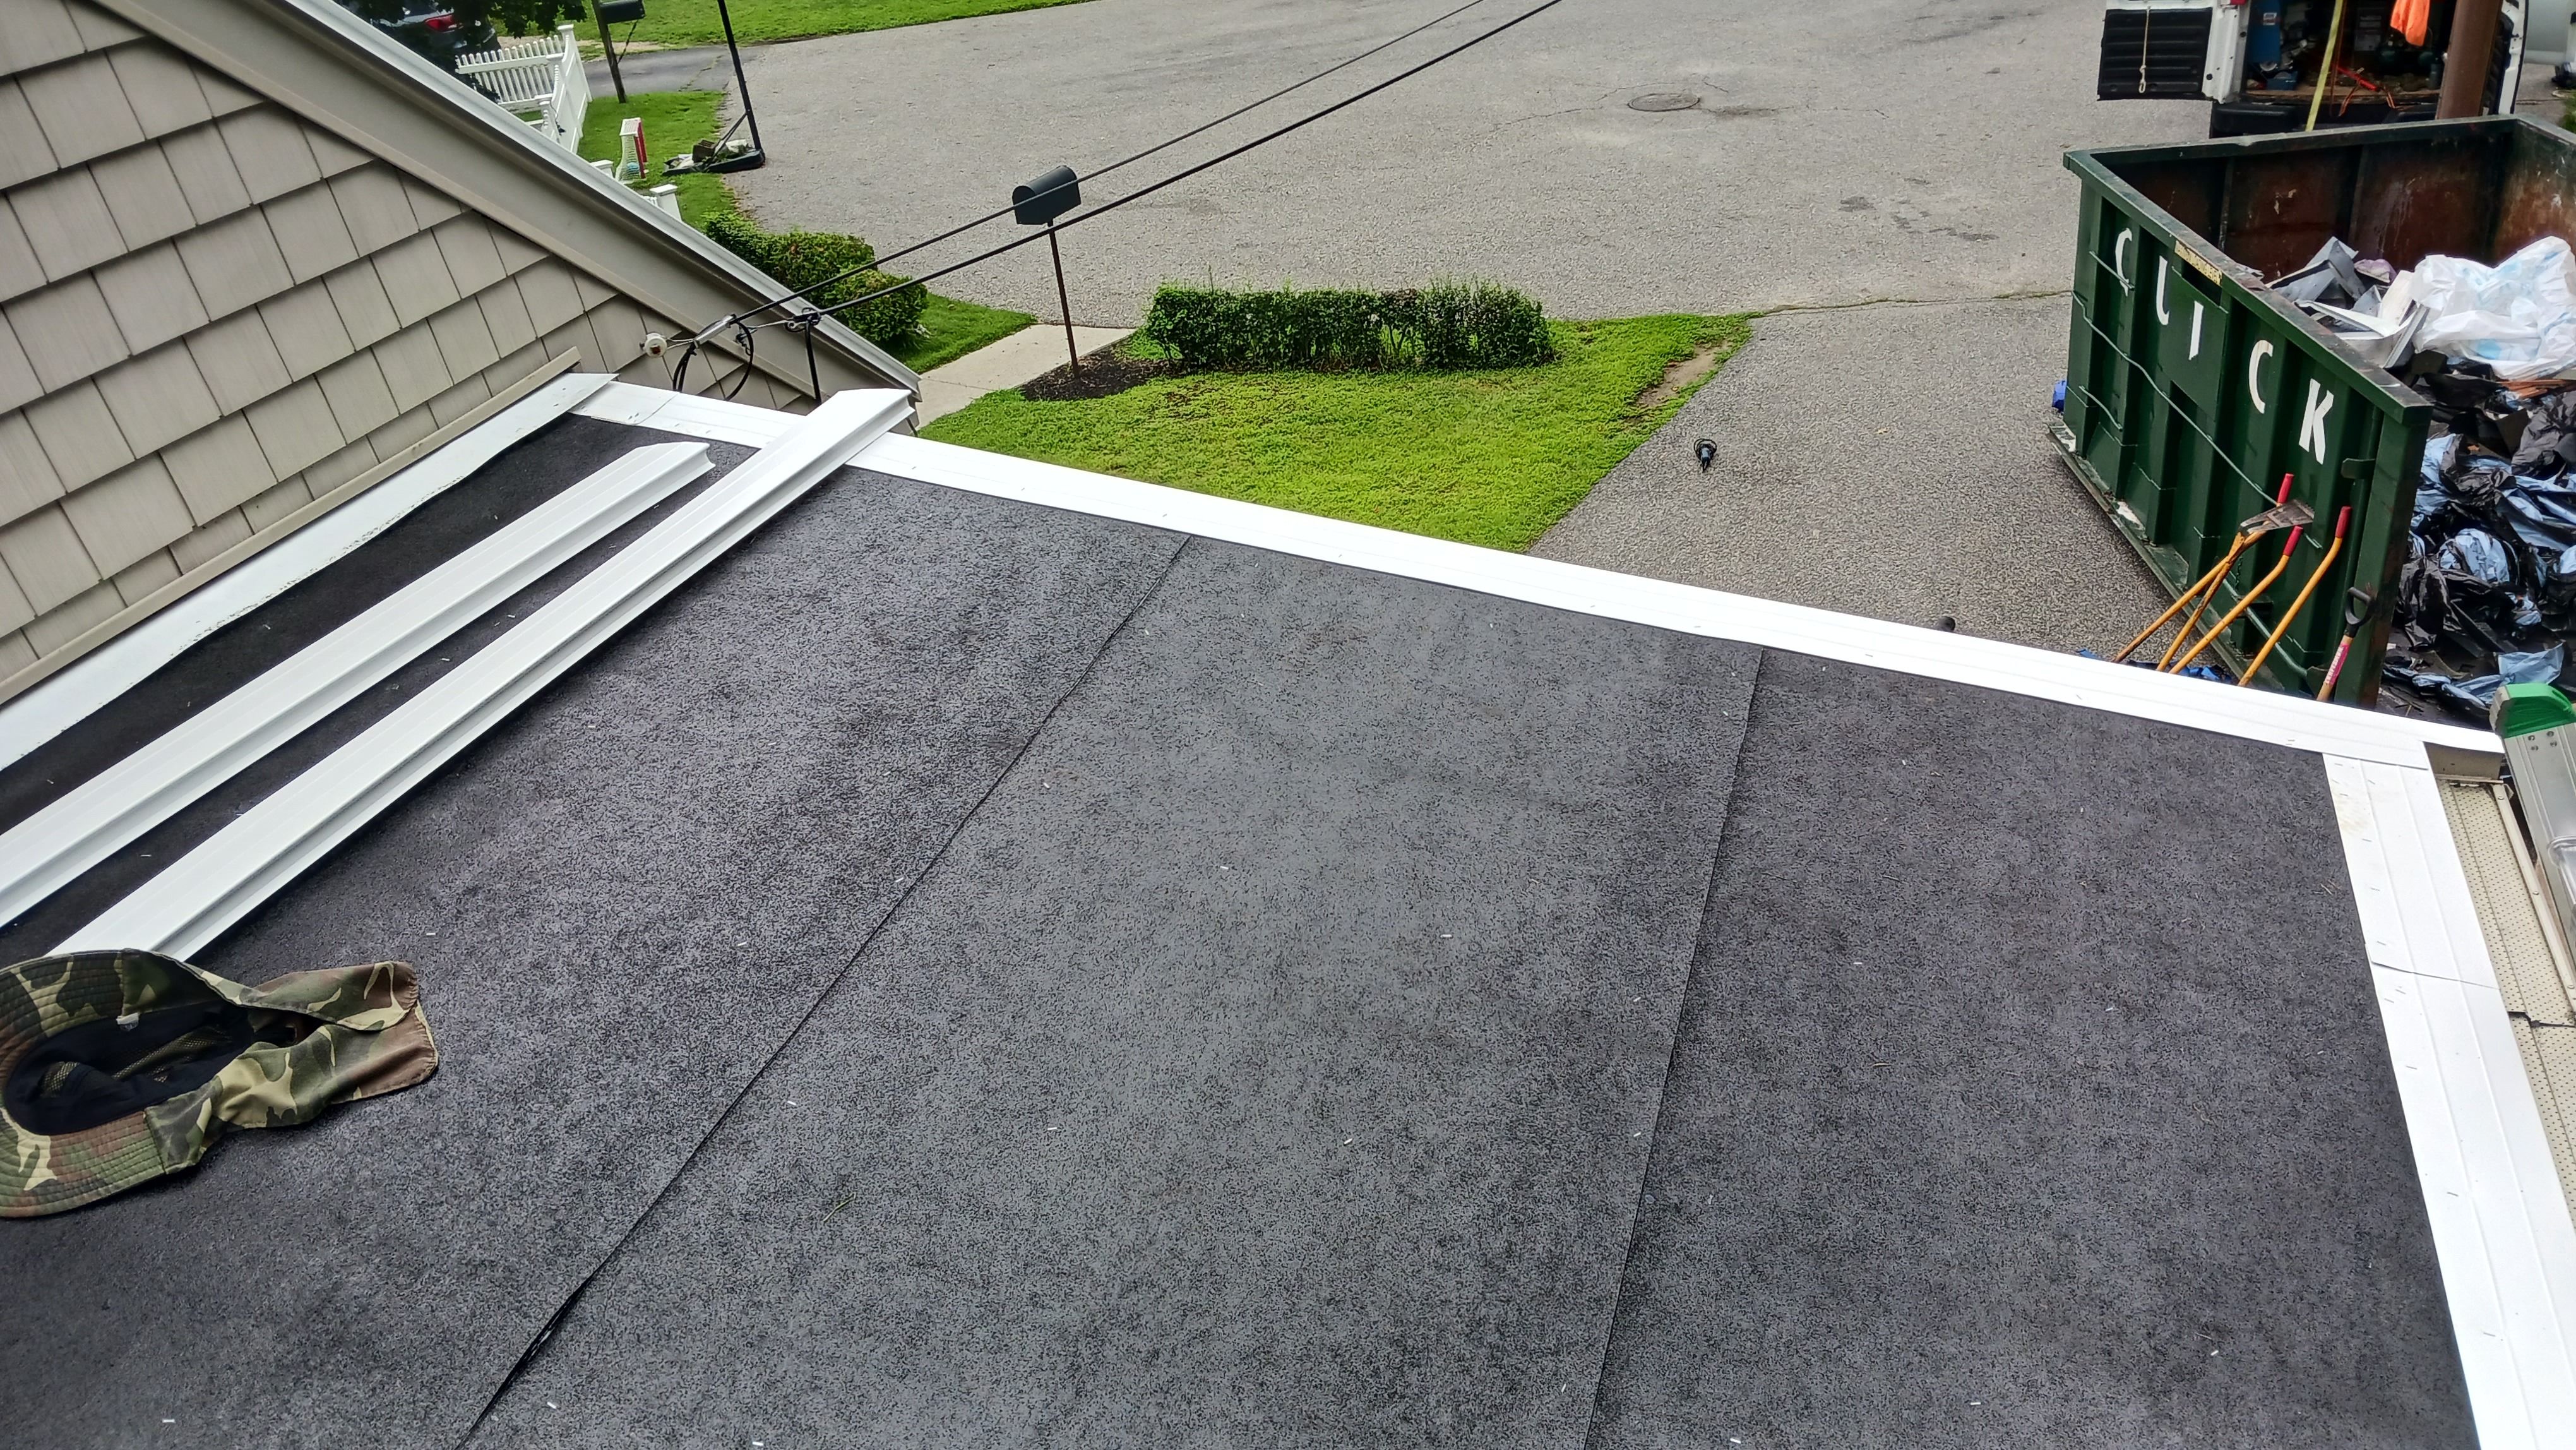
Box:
2098;0;2525;134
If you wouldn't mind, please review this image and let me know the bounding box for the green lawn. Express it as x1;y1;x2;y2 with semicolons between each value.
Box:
577;92;736;226
888;294;1038;373
576;92;1034;368
587;0;1093;49
921;316;1751;551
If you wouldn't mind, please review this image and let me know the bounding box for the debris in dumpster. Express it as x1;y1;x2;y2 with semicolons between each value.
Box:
2412;237;2576;381
2236;234;2576;717
2383;430;2576;714
2272;238;2426;367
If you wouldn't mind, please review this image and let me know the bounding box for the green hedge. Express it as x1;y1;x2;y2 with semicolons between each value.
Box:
703;213;929;348
1139;281;1554;371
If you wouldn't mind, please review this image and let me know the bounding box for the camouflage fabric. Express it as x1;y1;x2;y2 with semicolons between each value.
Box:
0;950;436;1218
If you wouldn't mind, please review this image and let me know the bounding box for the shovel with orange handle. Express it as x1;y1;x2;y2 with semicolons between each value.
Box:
2171;511;2313;674
2240;505;2351;687
2113;474;2304;666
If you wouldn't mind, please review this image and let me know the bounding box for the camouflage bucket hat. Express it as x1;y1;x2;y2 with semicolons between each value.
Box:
0;950;436;1218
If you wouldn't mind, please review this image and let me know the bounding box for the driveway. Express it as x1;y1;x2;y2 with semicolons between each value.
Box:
724;1;2221;650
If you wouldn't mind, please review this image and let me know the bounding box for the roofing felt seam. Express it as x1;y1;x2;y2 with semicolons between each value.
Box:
1585;657;2479;1448
0;442;710;934
0;371;614;770
463;537;1762;1447
0;448;1195;1446
57;390;911;958
458;529;1197;1445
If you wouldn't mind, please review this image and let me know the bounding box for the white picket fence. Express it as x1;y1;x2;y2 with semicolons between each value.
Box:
454;23;588;153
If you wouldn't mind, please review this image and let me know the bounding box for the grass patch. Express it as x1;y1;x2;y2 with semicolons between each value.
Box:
577;92;1032;366
922;315;1751;551
890;294;1039;372
588;0;1094;49
578;91;736;226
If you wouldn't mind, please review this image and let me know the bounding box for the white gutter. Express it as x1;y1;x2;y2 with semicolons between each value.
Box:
0;442;712;932
59;389;912;959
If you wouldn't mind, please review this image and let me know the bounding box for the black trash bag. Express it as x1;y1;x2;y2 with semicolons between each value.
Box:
2481;391;2533;457
2500;477;2576;557
2441;527;2515;584
2384;644;2566;715
2402;357;2516;450
2394;532;2524;662
2515;390;2576;477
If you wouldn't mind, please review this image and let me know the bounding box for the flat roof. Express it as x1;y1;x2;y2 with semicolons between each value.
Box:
0;391;2565;1448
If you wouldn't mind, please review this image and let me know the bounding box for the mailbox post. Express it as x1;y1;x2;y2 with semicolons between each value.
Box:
1013;165;1083;378
592;0;643;102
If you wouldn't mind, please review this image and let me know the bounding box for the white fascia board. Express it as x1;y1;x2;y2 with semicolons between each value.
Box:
0;372;616;771
851;433;2496;772
2329;752;2576;1449
0;443;710;934
59;390;911;960
597;387;2495;770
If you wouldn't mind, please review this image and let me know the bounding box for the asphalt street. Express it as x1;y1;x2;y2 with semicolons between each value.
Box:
687;1;2282;647
730;0;2210;319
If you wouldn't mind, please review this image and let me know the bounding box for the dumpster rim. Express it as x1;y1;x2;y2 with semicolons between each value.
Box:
2061;147;2442;418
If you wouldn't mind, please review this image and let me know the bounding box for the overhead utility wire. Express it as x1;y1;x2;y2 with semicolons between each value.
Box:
712;0;1500;345
739;0;1575;342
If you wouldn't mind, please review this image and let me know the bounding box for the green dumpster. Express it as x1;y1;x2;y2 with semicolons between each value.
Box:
2057;116;2576;705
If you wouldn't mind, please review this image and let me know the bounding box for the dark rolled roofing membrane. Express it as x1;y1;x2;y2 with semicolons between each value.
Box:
0;409;2541;1448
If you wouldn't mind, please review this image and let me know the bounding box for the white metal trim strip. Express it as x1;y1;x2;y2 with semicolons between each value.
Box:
0;443;710;933
603;389;2495;770
573;381;808;448
851;431;2495;770
2328;752;2576;1448
0;372;617;770
57;390;911;960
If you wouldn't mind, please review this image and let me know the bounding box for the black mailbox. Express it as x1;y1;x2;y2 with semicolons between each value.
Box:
1011;165;1080;225
596;0;645;21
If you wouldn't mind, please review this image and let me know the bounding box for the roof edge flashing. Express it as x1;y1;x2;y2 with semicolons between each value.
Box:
0;372;617;769
0;442;713;934
59;388;912;959
551;385;2497;768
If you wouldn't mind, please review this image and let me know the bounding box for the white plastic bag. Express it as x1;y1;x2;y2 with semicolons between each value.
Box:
2412;237;2576;381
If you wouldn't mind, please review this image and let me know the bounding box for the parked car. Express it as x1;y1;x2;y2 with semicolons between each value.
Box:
335;0;499;71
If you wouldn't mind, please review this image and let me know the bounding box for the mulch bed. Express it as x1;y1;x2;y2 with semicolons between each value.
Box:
1019;349;1172;402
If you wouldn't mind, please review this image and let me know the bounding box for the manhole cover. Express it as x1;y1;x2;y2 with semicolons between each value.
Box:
1628;92;1700;112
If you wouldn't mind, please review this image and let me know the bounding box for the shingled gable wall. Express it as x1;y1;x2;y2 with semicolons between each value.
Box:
0;0;905;704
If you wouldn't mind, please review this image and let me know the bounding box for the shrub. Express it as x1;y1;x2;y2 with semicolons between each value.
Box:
1140;281;1554;371
703;213;930;348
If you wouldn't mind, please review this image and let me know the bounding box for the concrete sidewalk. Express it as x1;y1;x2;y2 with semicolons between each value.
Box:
916;324;1130;424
